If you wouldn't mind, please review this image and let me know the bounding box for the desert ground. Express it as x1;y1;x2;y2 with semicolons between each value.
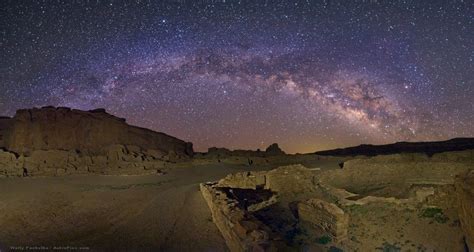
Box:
0;108;472;252
0;160;341;251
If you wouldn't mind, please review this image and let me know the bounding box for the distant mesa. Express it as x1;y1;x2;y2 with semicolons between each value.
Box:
205;143;286;158
314;138;474;157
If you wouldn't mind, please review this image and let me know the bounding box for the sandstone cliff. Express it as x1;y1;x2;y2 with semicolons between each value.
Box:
0;116;12;148
2;106;193;157
0;106;194;176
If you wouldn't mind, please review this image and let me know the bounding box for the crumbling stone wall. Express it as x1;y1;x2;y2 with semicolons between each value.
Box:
0;145;168;176
218;164;317;195
320;151;474;193
200;183;281;252
202;165;337;251
297;198;349;241
455;170;474;250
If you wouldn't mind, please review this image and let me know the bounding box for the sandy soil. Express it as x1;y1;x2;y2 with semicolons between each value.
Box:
0;160;340;251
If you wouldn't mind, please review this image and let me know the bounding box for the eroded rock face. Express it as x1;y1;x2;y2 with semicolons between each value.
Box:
455;170;474;250
3;107;193;157
0;106;193;176
0;116;12;148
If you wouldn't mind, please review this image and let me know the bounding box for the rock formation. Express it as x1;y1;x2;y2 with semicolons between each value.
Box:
0;106;194;176
0;116;12;148
265;143;285;156
2;106;193;157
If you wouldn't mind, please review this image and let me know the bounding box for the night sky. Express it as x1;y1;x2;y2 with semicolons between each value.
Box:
1;0;473;153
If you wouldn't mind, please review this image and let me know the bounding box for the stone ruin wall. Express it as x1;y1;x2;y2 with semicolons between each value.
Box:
201;153;474;251
200;182;281;252
319;150;474;192
297;198;349;241
200;165;351;251
455;170;474;250
0;144;173;177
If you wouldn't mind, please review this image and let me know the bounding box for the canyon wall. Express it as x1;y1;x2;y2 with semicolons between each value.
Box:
2;107;193;157
0;116;12;148
0;106;194;176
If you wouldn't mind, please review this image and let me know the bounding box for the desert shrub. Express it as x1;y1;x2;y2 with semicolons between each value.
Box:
328;246;344;252
420;207;449;223
346;204;368;214
377;242;401;252
316;235;332;244
284;227;308;245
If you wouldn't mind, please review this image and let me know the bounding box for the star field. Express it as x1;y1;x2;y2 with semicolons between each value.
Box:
1;0;473;153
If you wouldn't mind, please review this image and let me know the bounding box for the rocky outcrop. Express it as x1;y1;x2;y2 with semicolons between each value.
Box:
265;143;285;156
2;106;193;157
0;116;12;148
0;106;194;176
455;170;474;250
297;198;349;241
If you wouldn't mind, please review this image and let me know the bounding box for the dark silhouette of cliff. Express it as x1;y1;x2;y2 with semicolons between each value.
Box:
314;138;474;157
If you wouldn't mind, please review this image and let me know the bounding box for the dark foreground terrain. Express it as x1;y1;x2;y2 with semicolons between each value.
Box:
0;160;341;251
